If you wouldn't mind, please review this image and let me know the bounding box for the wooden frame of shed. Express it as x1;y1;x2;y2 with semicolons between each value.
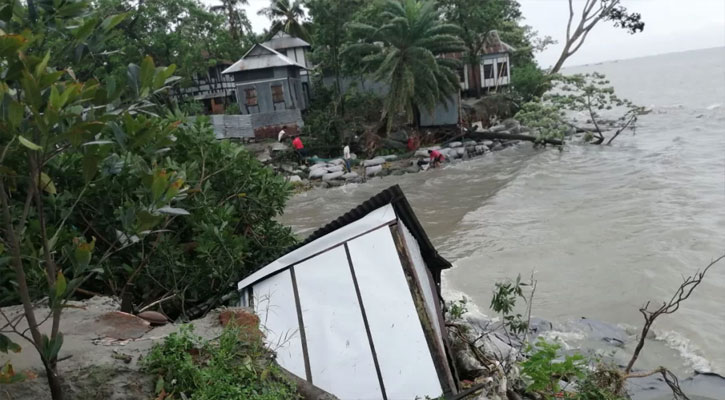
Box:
237;185;459;399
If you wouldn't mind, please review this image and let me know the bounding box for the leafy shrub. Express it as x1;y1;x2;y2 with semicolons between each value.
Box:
0;115;296;318
303;81;382;157
490;274;530;335
511;62;552;104
520;340;628;400
521;339;587;396
143;324;298;399
59;118;296;317
447;298;469;321
514;101;569;142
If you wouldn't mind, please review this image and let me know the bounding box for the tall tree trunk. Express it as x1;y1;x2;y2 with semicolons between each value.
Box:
550;42;571;74
473;62;482;98
27;0;38;22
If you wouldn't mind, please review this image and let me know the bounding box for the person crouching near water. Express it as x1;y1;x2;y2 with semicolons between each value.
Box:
428;149;445;168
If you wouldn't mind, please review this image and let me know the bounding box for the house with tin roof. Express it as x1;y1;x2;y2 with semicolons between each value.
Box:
220;41;310;139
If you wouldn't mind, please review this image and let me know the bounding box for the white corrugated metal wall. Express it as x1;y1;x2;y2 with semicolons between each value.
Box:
239;209;446;399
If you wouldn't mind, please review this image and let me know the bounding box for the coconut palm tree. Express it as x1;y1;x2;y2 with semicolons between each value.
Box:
258;0;310;41
345;0;465;132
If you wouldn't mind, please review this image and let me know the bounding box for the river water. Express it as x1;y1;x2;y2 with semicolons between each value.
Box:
279;47;725;377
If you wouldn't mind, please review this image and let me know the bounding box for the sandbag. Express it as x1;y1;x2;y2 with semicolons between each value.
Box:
322;171;345;181
363;157;385;167
308;168;327;179
342;172;359;180
365;165;383;176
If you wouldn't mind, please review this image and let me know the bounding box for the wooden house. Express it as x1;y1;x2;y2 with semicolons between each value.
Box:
456;31;515;96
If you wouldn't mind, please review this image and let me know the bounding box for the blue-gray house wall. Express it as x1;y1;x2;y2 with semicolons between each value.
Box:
232;67;308;114
419;96;459;127
224;66;308;139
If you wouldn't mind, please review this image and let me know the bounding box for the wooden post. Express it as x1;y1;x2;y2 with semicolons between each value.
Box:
389;225;457;397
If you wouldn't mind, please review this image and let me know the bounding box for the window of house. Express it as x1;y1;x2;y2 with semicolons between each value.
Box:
483;64;494;79
271;84;285;103
497;61;508;78
245;88;257;106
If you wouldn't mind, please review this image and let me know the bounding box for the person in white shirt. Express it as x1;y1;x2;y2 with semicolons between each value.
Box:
343;144;351;172
277;128;286;142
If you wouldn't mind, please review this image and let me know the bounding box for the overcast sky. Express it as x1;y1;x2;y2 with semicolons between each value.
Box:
207;0;725;67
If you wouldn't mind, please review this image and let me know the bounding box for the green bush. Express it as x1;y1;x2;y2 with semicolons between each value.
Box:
143;324;298;400
511;62;552;105
0;114;296;317
521;339;587;395
54;117;296;317
303;81;382;158
521;339;628;400
514;101;569;142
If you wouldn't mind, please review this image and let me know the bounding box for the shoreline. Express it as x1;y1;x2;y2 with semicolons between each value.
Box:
274;136;526;191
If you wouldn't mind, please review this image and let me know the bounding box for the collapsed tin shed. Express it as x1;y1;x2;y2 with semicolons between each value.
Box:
237;185;458;399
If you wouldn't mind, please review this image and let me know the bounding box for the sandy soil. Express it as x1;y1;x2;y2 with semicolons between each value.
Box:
1;297;223;399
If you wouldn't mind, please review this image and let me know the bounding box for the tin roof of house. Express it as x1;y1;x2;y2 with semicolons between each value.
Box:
482;30;516;54
221;43;306;74
261;31;311;51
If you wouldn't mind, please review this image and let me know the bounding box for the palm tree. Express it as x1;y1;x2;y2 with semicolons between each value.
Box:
258;0;310;41
345;0;465;132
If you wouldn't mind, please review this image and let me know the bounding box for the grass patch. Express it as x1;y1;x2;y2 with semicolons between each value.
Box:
143;324;298;400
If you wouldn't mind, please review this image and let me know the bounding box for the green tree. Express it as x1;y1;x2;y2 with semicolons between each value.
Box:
344;0;465;132
18;0;254;86
63;117;295;317
307;0;365;106
510;62;551;104
102;0;252;83
0;2;178;398
0;3;295;399
547;72;643;144
258;0;310;42
211;0;253;40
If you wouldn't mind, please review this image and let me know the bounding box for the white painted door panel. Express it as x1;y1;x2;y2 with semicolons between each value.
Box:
347;228;443;399
295;246;382;399
252;269;306;379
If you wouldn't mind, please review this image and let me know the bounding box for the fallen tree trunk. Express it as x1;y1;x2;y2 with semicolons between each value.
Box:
278;366;340;400
470;128;564;146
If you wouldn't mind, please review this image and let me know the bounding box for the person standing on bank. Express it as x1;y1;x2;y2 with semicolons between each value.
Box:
343;143;352;172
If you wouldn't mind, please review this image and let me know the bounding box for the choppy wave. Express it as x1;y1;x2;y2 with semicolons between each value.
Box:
440;280;490;320
655;330;713;373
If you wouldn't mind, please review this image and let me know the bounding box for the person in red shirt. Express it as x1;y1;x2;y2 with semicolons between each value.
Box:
428;149;445;168
291;135;306;164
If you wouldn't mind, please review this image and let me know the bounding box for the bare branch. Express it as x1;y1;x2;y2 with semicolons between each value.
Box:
566;0;575;41
626;367;691;400
624;254;725;374
568;26;594;56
